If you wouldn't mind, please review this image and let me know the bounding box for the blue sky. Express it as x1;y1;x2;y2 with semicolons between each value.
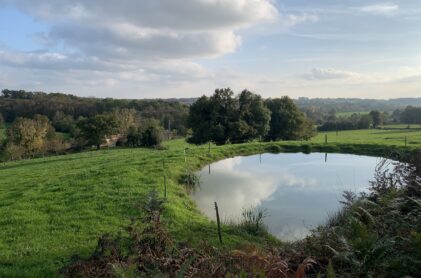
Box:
0;0;420;99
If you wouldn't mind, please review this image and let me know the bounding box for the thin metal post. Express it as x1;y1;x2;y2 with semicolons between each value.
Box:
405;136;407;147
325;134;328;144
214;202;222;244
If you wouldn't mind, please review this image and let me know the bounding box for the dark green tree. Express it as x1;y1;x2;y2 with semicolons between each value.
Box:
52;111;76;133
400;106;421;124
265;97;316;141
358;114;372;129
126;120;163;147
188;88;238;144
141;120;164;147
369;110;382;128
187;88;271;144
76;114;118;150
237;90;271;140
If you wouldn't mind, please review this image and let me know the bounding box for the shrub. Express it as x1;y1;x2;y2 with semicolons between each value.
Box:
239;206;268;236
265;144;282;153
179;169;200;193
126;119;164;148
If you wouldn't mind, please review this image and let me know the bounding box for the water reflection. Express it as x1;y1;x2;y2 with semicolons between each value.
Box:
192;153;385;241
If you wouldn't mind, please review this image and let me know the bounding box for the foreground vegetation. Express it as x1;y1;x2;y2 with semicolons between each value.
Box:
64;152;421;277
0;126;420;276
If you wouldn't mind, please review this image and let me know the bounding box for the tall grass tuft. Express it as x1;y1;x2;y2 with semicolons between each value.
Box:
239;206;268;236
179;168;200;193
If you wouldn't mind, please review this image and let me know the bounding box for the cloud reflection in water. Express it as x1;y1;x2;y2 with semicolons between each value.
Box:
192;153;383;241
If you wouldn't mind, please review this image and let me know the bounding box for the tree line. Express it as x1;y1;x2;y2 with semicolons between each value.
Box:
0;89;188;135
0;88;317;161
0;107;165;161
188;88;315;144
317;106;421;132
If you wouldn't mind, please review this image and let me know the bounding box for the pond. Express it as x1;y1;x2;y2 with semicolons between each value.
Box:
192;152;388;241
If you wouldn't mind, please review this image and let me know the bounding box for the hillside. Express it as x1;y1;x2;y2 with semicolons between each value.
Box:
1;127;421;276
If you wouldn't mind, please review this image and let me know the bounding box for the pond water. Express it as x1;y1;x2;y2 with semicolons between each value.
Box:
192;152;387;241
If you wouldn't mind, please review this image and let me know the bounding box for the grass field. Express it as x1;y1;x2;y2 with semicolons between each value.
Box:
0;128;420;277
312;127;421;147
335;111;369;117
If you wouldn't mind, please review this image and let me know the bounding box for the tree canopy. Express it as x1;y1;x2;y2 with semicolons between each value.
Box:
5;115;67;159
265;97;316;141
76;114;118;149
188;89;314;144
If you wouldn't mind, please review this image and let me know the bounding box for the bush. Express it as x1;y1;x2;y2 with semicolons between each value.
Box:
179;169;200;193
126;119;164;148
265;144;282;153
141;124;163;147
239;206;268;236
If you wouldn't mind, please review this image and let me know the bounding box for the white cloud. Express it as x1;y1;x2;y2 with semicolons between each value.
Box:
360;3;399;15
0;0;287;96
3;0;277;61
280;13;319;29
299;68;365;81
297;66;421;89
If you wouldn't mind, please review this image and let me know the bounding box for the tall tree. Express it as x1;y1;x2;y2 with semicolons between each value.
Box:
237;90;271;140
400;106;421;124
6;115;54;157
111;108;139;135
188;88;272;144
265;97;316;141
369;110;383;128
76;114;118;150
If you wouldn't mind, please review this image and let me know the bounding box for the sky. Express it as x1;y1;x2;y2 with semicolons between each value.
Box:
0;0;420;99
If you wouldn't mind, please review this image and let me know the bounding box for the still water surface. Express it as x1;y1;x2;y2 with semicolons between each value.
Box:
192;153;386;241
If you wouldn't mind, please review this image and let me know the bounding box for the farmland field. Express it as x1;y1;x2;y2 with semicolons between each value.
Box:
0;128;420;276
335;111;369;117
311;127;421;147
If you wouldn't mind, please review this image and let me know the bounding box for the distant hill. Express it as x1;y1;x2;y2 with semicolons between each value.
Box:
2;89;420;118
164;96;421;112
294;97;421;113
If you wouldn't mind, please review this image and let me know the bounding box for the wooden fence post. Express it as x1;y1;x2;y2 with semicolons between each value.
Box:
214;202;223;244
164;175;167;199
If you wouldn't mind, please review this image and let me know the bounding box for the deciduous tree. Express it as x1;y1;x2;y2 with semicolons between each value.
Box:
76;114;118;150
265;97;316;141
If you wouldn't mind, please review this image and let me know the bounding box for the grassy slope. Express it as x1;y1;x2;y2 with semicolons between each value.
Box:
0;128;420;277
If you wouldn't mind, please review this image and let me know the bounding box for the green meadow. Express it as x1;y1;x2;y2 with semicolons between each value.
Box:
312;127;421;147
0;127;420;277
335;111;369;117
